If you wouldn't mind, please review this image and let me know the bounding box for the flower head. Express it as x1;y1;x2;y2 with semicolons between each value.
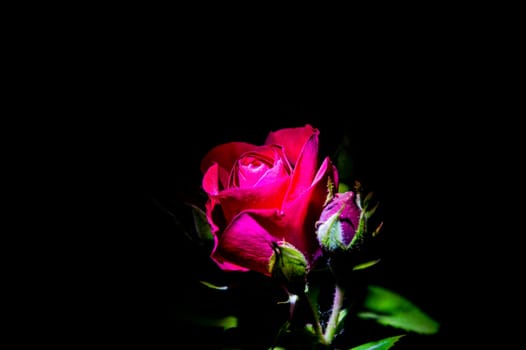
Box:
200;125;338;278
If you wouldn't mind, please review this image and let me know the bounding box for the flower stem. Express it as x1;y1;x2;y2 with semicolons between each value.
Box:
301;291;326;345
324;284;345;344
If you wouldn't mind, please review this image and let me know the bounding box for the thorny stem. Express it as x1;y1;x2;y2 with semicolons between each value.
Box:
301;291;327;345
324;284;345;344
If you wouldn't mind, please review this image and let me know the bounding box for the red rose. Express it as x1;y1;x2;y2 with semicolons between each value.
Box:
200;124;338;276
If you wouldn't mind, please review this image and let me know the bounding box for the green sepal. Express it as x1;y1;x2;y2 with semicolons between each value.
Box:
316;206;347;251
268;241;309;294
323;176;336;207
347;207;367;250
347;186;382;250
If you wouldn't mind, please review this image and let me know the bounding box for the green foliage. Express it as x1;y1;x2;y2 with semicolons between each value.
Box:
358;285;440;335
316;207;346;251
199;280;228;290
350;335;405;350
335;308;348;335
190;204;213;243
352;259;381;271
338;182;350;193
191;314;238;330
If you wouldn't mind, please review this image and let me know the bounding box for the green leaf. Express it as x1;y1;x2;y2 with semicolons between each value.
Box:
352;259;381;271
177;310;238;330
192;315;238;330
335;308;348;335
362;191;374;210
271;320;291;348
372;222;383;237
364;202;379;219
199;280;228;290
358;285;440;334
338;182;350;193
190;204;213;243
350;335;405;350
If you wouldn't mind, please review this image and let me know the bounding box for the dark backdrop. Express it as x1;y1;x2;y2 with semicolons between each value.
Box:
36;15;506;349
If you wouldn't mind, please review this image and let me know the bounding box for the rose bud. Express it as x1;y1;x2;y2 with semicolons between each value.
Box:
316;191;362;252
268;241;309;295
316;188;383;287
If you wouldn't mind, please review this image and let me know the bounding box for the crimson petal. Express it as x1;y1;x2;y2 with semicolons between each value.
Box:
264;124;317;167
212;210;278;276
200;142;257;175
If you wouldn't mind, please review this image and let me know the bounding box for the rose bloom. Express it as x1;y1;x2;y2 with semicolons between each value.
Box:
200;124;338;276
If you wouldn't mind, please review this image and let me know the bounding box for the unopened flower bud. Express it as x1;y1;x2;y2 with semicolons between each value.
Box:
268;241;309;294
316;191;362;252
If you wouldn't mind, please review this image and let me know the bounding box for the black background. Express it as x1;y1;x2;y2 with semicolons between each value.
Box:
20;11;514;348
